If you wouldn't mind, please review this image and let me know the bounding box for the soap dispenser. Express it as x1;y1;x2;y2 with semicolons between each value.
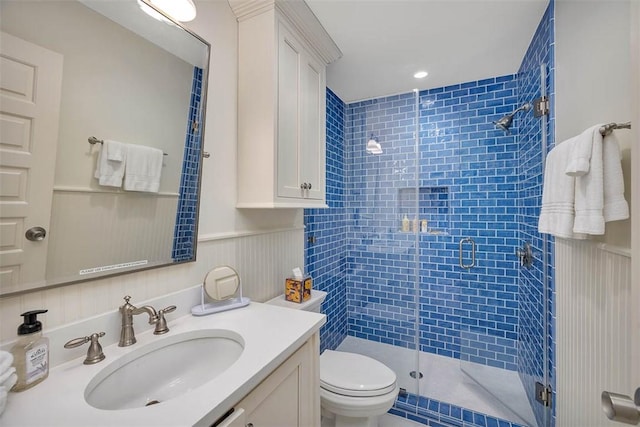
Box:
10;309;49;392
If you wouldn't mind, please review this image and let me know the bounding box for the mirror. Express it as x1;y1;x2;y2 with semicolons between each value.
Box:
191;266;250;316
0;0;210;296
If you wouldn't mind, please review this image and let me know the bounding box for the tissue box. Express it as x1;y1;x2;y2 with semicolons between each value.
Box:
285;276;312;303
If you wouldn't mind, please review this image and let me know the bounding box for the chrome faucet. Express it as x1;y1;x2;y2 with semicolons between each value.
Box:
119;295;159;347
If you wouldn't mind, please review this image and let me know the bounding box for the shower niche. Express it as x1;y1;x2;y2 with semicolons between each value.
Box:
397;186;449;235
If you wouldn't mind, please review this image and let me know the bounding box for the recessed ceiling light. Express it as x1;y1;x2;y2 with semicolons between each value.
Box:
414;71;428;79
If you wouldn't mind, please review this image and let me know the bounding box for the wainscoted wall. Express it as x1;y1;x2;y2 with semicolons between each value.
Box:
0;228;303;344
515;2;555;425
555;240;632;426
46;190;178;282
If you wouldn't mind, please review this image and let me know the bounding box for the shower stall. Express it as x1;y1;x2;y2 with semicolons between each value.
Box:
305;5;554;427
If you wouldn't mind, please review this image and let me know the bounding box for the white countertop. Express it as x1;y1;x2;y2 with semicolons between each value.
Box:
1;302;325;427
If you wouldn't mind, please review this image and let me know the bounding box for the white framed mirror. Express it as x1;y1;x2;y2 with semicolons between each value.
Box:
0;0;210;296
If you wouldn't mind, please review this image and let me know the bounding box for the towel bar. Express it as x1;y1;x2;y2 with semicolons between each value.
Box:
88;136;168;156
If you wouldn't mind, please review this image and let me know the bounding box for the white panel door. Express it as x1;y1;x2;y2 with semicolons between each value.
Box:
0;32;63;294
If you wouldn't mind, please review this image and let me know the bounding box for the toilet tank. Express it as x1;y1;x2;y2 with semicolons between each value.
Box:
265;290;327;313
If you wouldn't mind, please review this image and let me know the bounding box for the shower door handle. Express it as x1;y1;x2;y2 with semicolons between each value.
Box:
459;237;476;269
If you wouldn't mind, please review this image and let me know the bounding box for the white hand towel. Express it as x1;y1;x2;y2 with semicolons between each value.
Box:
0;385;8;415
94;140;126;187
123;144;163;193
602;132;630;222
573;128;605;235
565;125;602;176
105;139;126;162
0;367;15;388
0;351;13;375
538;138;588;239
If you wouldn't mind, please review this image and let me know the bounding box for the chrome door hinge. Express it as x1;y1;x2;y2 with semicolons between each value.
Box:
536;382;553;408
533;96;549;118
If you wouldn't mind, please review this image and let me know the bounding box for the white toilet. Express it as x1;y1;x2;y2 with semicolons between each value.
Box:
266;290;399;427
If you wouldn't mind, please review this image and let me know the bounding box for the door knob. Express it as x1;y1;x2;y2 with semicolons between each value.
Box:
25;227;47;241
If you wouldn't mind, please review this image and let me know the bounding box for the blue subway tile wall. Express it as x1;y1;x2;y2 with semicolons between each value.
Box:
172;66;203;261
516;1;555;426
305;88;348;352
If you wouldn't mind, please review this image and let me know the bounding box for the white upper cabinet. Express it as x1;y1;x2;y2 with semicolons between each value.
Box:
230;0;341;208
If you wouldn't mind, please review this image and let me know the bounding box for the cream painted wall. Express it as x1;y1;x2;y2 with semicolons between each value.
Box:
0;0;303;342
555;0;632;248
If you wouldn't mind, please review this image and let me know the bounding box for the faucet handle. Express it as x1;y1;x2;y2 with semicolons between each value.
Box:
64;332;106;365
154;305;176;335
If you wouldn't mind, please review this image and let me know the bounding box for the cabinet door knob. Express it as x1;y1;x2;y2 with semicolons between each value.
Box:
308;183;312;190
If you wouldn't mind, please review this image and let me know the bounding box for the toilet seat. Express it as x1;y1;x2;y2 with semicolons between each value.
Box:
320;350;397;397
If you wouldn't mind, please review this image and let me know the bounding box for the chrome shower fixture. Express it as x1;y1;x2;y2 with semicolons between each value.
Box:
494;102;532;134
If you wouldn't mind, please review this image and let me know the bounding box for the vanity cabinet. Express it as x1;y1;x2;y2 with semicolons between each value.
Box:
230;1;341;208
217;334;320;427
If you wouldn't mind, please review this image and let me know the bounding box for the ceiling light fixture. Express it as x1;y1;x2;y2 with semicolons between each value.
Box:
413;71;428;79
138;0;197;22
366;134;383;155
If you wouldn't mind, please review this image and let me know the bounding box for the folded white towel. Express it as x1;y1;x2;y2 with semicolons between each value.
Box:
123;144;163;193
602;132;630;222
538;137;588;239
0;385;8;415
0;367;15;388
573;128;605;235
565;125;601;176
0;351;13;375
94;140;126;187
105;139;125;162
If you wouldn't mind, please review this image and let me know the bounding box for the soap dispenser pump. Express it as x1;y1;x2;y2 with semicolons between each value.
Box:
10;309;49;392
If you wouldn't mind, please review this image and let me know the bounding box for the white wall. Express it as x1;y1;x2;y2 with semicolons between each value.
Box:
555;1;636;425
0;0;303;342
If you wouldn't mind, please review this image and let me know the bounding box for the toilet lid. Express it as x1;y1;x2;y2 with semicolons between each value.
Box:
320;350;397;397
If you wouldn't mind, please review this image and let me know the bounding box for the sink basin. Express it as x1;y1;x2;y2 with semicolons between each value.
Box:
85;329;244;410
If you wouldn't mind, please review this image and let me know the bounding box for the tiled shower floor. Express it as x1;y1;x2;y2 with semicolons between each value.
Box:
336;336;536;427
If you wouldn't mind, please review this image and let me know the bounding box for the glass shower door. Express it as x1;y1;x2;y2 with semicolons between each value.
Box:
457;65;551;427
339;90;422;404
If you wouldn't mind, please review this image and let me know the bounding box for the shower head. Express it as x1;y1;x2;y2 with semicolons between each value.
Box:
494;102;532;134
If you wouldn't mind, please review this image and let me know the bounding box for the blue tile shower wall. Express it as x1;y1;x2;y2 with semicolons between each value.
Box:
172;66;203;261
516;2;555;426
304;88;348;353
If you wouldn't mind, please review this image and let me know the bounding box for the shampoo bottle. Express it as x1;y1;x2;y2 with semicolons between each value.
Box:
401;215;410;232
10;309;49;392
